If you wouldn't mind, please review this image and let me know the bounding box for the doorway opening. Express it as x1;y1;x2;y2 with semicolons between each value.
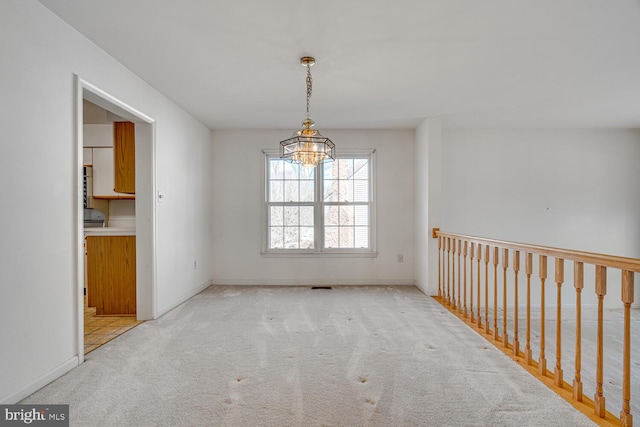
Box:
75;77;156;363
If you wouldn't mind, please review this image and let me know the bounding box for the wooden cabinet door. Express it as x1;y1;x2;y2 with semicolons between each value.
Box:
86;235;136;316
114;122;135;194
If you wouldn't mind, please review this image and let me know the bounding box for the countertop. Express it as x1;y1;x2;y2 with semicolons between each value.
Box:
84;227;136;236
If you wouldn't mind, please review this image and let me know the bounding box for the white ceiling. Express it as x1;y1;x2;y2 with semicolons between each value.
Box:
40;0;640;130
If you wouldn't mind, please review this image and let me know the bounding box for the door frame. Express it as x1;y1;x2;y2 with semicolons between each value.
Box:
74;76;157;363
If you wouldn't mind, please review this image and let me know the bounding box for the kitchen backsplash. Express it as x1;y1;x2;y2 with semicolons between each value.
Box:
107;200;135;228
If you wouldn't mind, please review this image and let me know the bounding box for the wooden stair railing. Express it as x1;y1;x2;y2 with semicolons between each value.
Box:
434;230;637;427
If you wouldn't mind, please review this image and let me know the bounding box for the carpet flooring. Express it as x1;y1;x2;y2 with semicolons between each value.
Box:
22;286;596;426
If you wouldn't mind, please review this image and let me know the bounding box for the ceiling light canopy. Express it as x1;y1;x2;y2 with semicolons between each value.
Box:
280;56;335;168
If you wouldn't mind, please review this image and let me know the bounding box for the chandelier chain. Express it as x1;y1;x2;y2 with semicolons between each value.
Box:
306;65;313;119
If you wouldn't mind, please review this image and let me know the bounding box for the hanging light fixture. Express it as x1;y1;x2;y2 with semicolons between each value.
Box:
280;56;335;168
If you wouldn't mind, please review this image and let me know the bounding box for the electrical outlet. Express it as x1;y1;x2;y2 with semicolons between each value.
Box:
397;254;404;263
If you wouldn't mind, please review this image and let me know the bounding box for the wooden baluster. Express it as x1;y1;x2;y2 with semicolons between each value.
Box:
484;245;490;334
502;248;509;346
446;238;451;305
554;258;564;387
452;239;457;308
573;261;584;401
469;242;475;323
437;236;442;298
457;240;462;313
620;270;634;427
493;247;499;340
477;243;482;328
513;250;520;356
524;253;533;364
463;241;468;316
539;255;548;375
594;265;606;417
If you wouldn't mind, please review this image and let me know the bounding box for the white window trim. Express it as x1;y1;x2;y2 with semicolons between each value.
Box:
261;148;377;257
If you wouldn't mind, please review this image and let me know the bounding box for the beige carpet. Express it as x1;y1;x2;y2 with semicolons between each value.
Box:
22;286;595;426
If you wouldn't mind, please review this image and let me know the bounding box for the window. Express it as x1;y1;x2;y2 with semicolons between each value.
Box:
263;150;376;256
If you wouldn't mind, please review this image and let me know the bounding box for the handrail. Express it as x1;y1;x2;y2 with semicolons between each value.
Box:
436;231;640;272
434;229;636;427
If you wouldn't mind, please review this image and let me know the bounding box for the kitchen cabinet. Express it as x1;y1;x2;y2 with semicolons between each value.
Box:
83;147;93;165
86;235;136;316
114;122;135;194
92;147;134;199
86;122;135;199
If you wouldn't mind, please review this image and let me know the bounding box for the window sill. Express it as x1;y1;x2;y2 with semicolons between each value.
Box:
261;251;378;258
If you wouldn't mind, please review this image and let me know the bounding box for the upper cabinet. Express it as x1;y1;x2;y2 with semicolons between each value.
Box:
84;122;135;199
114;122;135;194
92;148;119;198
83;147;93;166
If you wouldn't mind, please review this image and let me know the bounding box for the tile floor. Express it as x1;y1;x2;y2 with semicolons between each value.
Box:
84;304;143;355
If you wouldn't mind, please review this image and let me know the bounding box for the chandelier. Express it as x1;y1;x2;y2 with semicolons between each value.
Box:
280;56;335;168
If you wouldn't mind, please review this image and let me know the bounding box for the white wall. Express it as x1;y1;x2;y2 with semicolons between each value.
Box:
0;1;213;403
414;119;442;295
439;128;640;308
211;129;414;286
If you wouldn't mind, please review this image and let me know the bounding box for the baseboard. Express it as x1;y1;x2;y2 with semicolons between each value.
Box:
0;356;78;404
210;279;415;286
156;279;212;318
413;280;434;296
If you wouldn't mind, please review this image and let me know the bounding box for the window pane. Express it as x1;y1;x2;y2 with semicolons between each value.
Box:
284;162;299;179
300;227;314;249
300;166;315;180
284;180;299;202
284;206;299;226
323;161;337;179
354;159;368;179
300;180;314;202
355;227;369;248
284;227;299;248
269;180;283;202
339;205;354;225
339;227;354;248
270;160;284;179
354;180;368;202
338;159;354;179
324;179;337;201
300;206;314;226
266;154;373;253
324;206;339;226
324;226;339;248
338;179;353;202
270;206;284;226
270;227;284;249
354;205;368;226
